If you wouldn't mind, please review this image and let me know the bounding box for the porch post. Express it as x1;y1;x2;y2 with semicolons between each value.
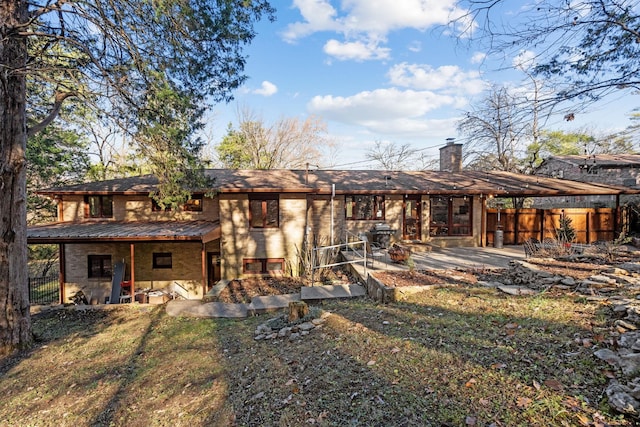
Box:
615;194;621;238
59;243;65;304
480;195;486;247
201;242;206;298
130;243;135;303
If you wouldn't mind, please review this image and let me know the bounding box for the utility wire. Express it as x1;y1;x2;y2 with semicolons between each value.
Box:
327;141;446;169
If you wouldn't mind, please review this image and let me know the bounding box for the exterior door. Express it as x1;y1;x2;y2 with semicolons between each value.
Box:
403;196;421;240
207;252;221;290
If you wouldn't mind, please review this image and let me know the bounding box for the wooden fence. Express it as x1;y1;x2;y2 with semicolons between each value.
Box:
486;208;618;246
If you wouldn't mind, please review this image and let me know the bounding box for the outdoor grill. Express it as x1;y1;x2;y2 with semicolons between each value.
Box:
370;223;397;248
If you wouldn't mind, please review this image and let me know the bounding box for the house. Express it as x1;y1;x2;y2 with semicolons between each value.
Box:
28;143;638;304
534;154;640;208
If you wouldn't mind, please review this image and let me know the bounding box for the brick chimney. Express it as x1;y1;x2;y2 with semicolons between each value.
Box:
439;138;463;172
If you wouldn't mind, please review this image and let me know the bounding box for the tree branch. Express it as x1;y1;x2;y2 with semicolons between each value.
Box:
27;91;76;137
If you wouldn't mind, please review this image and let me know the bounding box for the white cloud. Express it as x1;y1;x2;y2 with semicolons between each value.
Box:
323;39;390;61
252;81;278;97
281;0;340;42
512;50;537;70
470;52;486;64
283;0;472;60
387;63;486;95
309;88;455;120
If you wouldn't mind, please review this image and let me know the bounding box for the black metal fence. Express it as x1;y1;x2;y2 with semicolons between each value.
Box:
28;275;59;305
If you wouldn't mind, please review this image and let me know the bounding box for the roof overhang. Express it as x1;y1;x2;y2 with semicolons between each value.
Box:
27;221;221;244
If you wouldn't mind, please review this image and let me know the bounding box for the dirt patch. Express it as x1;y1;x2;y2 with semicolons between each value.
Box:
215;277;304;303
214;269;356;303
373;269;479;288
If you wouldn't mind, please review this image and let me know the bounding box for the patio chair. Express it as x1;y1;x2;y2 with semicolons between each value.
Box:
360;234;386;267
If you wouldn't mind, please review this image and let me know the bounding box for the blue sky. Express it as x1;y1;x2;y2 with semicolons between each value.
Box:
205;0;639;169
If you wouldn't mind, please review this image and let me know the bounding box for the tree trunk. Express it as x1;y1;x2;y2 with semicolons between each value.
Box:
287;301;309;323
0;0;32;355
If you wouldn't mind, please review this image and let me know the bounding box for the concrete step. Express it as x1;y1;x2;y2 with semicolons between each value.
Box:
248;293;301;315
166;300;249;318
301;284;366;303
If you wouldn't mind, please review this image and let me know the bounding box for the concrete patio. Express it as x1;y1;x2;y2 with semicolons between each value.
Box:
344;244;527;276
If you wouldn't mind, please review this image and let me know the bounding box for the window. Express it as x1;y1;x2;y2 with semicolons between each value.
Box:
243;258;284;275
429;196;472;236
345;195;385;220
152;252;173;269
249;195;279;228
184;194;203;212
88;255;112;278
84;195;113;218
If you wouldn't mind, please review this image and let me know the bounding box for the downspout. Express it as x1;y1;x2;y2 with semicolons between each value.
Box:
615;194;621;238
201;242;207;298
330;184;335;245
480;195;486;247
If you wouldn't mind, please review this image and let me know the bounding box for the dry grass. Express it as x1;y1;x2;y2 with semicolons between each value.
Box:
0;287;630;427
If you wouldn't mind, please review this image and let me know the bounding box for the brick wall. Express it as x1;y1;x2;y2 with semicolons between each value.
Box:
218;193;307;279
60;194;219;221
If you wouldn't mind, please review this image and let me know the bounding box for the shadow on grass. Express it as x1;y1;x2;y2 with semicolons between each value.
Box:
0;290;626;426
306;288;617;426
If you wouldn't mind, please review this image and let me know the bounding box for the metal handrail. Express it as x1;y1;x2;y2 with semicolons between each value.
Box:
310;232;367;285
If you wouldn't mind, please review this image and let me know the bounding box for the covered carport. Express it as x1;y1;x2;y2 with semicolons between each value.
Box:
27;220;220;304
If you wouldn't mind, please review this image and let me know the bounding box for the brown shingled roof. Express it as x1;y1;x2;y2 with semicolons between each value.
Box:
541;154;640;167
27;220;220;244
35;168;640;197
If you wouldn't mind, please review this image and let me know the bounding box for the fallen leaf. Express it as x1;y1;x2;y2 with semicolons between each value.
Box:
532;380;541;390
390;347;401;354
544;379;564;391
576;413;590;426
285;379;296;386
465;378;477;388
490;362;507;370
563;396;581;410
479;398;490;406
367;360;376;366
516;396;532;408
505;322;519;329
602;369;616;379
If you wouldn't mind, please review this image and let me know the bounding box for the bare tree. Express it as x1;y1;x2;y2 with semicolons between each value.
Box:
365;141;421;170
456;0;640;112
458;85;529;172
216;109;333;169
